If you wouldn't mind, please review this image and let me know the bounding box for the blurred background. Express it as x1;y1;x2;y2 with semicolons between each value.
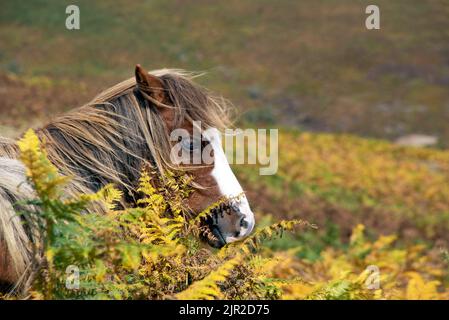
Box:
1;0;449;258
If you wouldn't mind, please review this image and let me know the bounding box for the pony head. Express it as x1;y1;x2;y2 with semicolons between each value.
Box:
134;65;255;247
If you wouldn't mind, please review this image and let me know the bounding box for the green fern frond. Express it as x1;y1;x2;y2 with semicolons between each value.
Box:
305;279;374;300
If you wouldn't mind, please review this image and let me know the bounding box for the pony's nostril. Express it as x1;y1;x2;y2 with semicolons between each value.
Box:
240;218;249;229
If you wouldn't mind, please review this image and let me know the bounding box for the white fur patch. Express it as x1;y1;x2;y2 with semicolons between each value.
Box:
204;129;255;242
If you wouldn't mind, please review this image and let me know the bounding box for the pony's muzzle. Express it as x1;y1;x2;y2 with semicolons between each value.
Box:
223;201;255;243
202;198;255;248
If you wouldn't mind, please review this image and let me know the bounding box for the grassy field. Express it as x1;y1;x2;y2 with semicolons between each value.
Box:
1;0;449;143
1;1;449;298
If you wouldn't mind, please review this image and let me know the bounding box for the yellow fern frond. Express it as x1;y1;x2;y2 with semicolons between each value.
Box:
190;193;246;227
405;272;441;300
18;129;69;198
77;184;123;210
175;255;242;300
220;219;316;257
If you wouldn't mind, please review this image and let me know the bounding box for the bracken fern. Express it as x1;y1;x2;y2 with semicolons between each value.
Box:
7;129;448;300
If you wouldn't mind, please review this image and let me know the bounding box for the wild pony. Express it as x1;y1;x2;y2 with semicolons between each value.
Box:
0;65;255;294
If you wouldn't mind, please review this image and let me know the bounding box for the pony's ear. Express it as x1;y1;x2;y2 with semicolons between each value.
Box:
135;64;165;104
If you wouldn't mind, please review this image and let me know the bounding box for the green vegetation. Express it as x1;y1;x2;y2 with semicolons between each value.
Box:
1;0;449;143
3;129;446;300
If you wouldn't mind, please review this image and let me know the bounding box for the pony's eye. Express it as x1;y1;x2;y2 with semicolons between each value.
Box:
180;137;200;152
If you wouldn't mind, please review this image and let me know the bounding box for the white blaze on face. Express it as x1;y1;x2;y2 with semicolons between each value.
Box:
204;128;255;243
